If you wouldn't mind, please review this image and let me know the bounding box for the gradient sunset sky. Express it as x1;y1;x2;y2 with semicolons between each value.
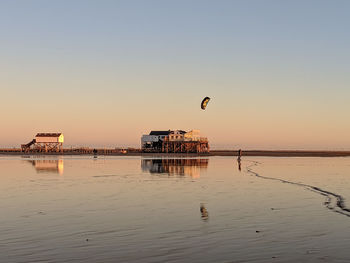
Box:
1;0;350;149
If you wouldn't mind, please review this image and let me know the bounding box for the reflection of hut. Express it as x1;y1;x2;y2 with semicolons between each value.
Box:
141;158;208;178
29;160;64;174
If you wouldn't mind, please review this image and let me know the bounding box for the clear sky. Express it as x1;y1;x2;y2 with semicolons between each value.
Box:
1;0;350;149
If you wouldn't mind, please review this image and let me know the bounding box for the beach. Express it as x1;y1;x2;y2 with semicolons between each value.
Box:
1;155;350;262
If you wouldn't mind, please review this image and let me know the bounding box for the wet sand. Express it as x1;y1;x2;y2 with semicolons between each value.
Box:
2;156;350;262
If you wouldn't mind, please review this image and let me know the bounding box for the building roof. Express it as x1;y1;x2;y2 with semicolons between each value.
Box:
149;130;171;136
35;133;62;137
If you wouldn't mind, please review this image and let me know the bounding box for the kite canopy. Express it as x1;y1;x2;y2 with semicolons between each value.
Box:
201;97;210;110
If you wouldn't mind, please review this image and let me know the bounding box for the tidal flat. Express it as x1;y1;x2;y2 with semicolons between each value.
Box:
1;156;350;262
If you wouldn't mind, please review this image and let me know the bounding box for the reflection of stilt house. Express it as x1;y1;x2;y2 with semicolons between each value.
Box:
141;130;209;153
141;158;208;178
21;133;64;153
29;159;64;174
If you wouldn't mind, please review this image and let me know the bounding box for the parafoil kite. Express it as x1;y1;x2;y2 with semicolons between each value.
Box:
201;97;210;110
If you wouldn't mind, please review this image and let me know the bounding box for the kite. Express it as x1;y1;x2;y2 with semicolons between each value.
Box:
201;97;211;110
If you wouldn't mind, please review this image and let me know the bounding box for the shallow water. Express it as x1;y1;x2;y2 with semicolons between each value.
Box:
1;156;350;262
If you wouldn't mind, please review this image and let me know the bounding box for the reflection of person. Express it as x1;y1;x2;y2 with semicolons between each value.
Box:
237;149;242;171
200;204;209;221
93;149;97;158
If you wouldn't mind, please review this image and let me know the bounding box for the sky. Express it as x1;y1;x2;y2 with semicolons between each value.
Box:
1;0;350;150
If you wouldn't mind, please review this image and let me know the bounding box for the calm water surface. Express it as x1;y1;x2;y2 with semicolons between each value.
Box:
1;156;350;262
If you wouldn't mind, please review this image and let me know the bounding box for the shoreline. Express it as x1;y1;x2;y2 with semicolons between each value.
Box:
1;150;350;157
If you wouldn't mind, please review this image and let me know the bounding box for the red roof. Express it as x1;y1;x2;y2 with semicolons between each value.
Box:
35;133;62;137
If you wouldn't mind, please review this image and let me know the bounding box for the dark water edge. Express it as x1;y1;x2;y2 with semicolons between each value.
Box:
2;150;350;157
